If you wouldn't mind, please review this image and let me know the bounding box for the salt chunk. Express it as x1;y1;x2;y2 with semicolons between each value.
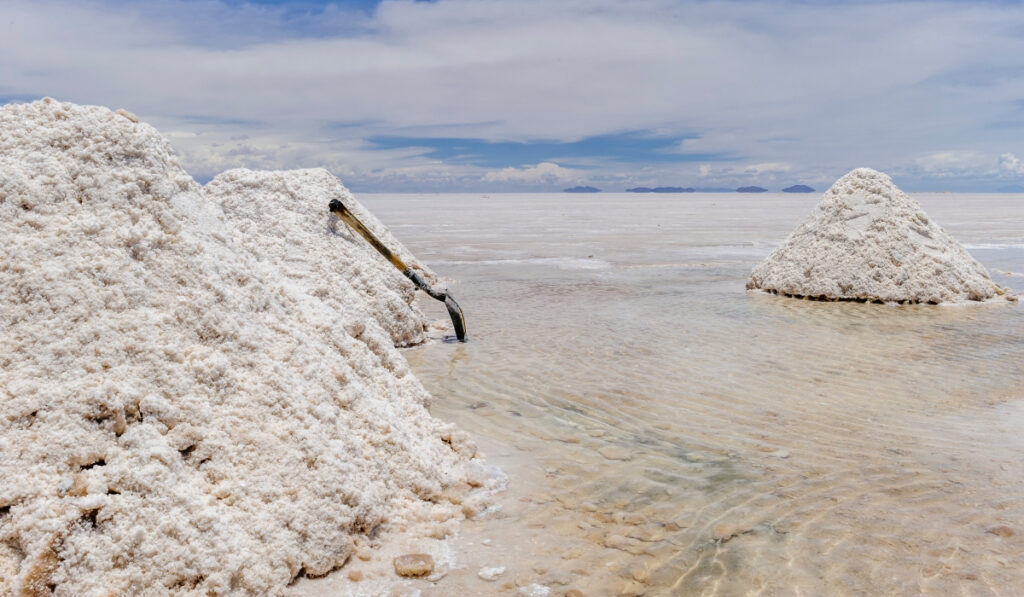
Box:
478;565;506;581
393;553;434;577
519;584;552;597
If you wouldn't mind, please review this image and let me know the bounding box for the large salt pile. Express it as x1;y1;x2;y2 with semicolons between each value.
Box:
205;168;432;347
0;99;482;595
747;168;1016;304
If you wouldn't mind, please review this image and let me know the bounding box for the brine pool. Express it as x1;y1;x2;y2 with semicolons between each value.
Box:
306;192;1024;596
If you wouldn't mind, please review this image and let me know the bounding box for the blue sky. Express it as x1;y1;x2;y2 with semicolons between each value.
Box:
3;0;1024;191
229;0;380;5
365;132;731;168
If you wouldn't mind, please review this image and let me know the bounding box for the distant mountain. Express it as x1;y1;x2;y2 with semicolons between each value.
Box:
997;184;1024;193
782;184;815;193
626;186;696;193
564;186;601;193
736;186;768;193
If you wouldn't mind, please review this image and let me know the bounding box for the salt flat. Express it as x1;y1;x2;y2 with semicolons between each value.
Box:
324;191;1024;595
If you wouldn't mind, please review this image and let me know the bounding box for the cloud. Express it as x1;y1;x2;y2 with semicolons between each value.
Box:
999;153;1024;176
365;132;727;168
482;162;580;185
743;162;792;175
2;0;1024;190
914;151;994;177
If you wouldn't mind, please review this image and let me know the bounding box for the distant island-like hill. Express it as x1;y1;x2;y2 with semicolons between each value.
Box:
564;186;601;193
782;184;815;193
626;186;696;193
736;186;768;193
997;184;1024;193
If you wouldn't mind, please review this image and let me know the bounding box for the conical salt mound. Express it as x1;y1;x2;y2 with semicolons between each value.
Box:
0;99;485;596
747;168;1016;304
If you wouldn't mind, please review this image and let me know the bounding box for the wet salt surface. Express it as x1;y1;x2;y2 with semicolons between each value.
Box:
313;193;1024;596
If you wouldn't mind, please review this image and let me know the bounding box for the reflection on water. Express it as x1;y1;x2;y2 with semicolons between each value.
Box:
372;193;1024;595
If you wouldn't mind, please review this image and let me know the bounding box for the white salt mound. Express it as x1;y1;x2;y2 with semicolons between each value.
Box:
0;99;481;596
747;168;1016;304
205;168;432;347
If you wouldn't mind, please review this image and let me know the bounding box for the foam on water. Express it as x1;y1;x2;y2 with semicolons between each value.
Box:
304;192;1024;596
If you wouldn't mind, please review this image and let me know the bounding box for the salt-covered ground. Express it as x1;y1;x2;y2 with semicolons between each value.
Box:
300;191;1024;596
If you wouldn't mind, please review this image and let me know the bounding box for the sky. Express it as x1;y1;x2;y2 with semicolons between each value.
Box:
3;0;1024;192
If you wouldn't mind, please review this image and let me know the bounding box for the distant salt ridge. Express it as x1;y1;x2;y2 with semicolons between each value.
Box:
747;168;1017;304
0;99;486;596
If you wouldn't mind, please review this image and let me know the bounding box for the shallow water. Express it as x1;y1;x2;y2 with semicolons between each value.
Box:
344;193;1024;595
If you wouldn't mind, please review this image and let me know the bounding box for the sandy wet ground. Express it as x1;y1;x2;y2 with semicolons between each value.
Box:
300;192;1024;596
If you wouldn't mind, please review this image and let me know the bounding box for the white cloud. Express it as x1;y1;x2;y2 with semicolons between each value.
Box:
914;151;994;176
3;0;1024;189
482;162;580;185
999;153;1024;176
744;162;792;175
